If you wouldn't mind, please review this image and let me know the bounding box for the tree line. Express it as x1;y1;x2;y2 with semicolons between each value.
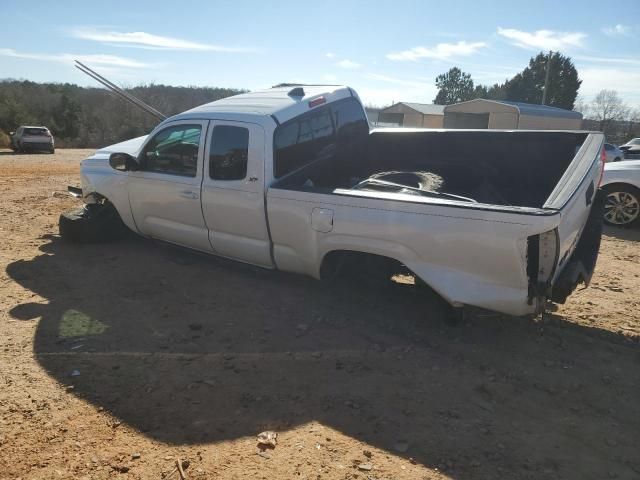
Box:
1;55;639;149
433;51;640;143
433;52;581;110
0;80;244;149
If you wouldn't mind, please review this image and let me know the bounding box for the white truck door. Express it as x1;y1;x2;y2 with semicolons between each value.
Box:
201;121;273;268
127;120;212;252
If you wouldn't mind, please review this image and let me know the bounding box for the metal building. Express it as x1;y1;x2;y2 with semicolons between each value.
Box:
377;102;444;128
443;99;583;130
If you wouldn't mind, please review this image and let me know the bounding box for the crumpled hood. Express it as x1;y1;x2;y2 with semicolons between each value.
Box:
96;135;149;157
83;135;149;165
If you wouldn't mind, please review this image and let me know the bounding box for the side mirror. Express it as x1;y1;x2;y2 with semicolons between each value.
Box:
109;152;138;172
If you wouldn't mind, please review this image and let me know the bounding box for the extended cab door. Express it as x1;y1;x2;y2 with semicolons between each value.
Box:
127;120;212;252
200;121;273;267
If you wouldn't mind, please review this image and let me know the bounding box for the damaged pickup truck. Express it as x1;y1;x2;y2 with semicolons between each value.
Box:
61;85;605;317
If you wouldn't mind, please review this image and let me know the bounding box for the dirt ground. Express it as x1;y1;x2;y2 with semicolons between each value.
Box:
0;149;638;480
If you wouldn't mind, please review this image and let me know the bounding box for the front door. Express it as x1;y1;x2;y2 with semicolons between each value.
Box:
127;120;212;252
200;121;272;267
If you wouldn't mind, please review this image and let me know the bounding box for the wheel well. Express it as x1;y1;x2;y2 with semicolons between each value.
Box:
84;191;117;207
602;182;640;194
320;250;413;283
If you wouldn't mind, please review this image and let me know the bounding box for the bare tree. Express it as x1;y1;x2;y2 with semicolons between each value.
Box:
573;95;589;116
590;90;628;135
621;107;640;141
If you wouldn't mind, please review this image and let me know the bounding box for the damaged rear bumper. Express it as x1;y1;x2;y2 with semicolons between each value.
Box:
551;190;604;303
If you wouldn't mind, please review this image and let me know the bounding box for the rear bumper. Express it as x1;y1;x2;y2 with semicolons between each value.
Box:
21;141;54;150
551;190;604;303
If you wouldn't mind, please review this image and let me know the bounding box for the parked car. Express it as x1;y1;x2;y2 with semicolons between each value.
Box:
10;126;55;153
601;160;640;227
60;85;605;317
619;138;640;160
603;143;623;162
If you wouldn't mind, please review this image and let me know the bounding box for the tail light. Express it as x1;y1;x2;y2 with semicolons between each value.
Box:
309;96;326;108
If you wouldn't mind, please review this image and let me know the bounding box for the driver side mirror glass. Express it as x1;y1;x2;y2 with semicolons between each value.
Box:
109;152;138;172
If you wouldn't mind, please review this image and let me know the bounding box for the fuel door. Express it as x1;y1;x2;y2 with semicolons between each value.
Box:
311;208;334;233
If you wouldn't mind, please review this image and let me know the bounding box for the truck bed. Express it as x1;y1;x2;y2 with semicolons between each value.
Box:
267;129;603;316
272;130;588;208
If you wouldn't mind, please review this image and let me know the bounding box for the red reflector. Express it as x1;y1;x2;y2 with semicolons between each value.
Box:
308;96;326;108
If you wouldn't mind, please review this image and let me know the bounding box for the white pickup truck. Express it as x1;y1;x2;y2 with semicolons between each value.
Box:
61;85;606;317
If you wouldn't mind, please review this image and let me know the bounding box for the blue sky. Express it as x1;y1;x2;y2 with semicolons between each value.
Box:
1;0;639;107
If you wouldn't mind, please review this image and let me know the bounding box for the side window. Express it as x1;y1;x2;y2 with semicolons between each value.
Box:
140;124;201;177
332;98;369;141
274;106;336;178
210;126;249;180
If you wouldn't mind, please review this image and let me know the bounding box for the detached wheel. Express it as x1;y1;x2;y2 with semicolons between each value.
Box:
603;184;640;227
59;202;127;243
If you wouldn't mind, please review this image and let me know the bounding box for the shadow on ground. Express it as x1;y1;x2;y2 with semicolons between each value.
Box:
6;235;640;479
603;224;640;242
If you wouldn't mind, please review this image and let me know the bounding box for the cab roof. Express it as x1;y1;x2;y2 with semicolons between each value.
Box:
171;85;354;125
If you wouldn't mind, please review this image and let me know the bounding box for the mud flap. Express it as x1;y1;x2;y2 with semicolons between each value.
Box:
551;190;604;303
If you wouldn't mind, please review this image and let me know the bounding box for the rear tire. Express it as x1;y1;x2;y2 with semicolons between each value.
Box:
603;184;640;227
59;203;127;243
49;147;55;154
613;157;621;162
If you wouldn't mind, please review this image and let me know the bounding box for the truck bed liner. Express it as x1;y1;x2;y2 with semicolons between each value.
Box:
273;130;588;209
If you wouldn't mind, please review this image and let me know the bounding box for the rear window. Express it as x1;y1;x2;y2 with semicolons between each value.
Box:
273;97;368;178
24;128;48;136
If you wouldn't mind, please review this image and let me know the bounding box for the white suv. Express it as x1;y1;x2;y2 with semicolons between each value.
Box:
10;126;55;153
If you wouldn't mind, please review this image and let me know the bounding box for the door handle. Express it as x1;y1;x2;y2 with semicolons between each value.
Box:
179;190;199;200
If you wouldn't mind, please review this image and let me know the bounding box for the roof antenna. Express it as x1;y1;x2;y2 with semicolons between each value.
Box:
74;60;167;121
288;87;305;97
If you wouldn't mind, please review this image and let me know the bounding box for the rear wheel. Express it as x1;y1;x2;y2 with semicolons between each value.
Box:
603;184;640;227
59;202;127;243
613;157;621;162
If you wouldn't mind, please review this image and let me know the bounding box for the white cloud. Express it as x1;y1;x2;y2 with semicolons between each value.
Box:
386;41;487;61
336;59;361;69
575;55;640;66
70;27;252;52
497;27;586;50
357;85;437;108
325;52;335;58
357;73;437;107
580;67;640;97
0;48;152;68
365;72;431;89
602;24;631;36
